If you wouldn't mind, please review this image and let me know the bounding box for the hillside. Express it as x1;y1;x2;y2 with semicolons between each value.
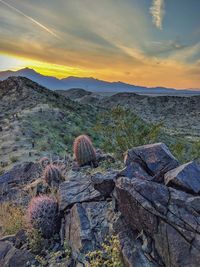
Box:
0;77;101;172
100;93;200;138
61;89;200;139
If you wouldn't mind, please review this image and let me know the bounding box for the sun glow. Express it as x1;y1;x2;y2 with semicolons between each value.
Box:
0;53;89;78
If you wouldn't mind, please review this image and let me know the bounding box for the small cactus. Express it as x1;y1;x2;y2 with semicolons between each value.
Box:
73;135;96;167
26;195;60;238
43;164;62;186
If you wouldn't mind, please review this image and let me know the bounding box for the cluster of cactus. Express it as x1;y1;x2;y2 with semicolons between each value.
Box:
73;135;96;167
26;195;60;238
43;164;62;186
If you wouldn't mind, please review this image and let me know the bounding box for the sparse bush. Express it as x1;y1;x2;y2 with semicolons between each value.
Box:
26;195;60;238
0;203;24;236
86;235;123;267
9;155;19;163
27;228;44;254
73;135;97;166
95;106;161;159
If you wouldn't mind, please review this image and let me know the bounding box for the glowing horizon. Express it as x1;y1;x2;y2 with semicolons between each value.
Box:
0;1;200;89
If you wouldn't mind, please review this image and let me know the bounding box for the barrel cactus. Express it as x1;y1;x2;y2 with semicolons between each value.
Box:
73;135;97;166
26;195;60;238
43;164;62;186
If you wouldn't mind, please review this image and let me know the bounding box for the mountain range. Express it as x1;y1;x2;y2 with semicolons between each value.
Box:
0;68;200;95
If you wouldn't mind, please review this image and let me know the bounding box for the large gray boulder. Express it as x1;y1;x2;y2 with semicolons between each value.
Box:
91;170;118;197
0;241;34;267
165;161;200;194
0;162;42;204
115;176;200;267
59;171;101;211
64;201;113;257
0;162;42;185
124;143;179;181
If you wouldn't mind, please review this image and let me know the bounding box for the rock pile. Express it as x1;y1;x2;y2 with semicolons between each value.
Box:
1;143;200;266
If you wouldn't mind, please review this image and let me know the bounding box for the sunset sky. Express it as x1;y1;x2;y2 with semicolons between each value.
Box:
0;0;200;89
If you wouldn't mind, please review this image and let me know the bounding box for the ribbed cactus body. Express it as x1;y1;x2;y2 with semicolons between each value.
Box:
43;164;62;186
73;135;96;166
26;196;60;238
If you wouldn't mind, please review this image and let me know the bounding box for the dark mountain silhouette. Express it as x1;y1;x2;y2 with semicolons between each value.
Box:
0;68;200;95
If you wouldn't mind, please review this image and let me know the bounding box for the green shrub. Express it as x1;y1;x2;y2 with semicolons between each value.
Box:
86;235;123;267
95;106;161;159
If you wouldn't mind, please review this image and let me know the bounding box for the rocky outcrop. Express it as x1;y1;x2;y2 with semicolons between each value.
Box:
1;143;200;266
0;241;34;267
0;162;42;204
59;143;200;266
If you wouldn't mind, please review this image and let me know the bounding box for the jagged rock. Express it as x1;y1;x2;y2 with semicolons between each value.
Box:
0;241;34;267
91;170;118;197
113;215;162;267
115;176;200;267
124;143;179;181
0;162;42;185
64;201;113;257
0;162;42;204
165;161;200;194
59;171;101;211
119;162;152;181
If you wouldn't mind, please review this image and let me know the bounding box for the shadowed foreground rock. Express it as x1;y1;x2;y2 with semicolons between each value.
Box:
1;143;200;266
59;143;200;266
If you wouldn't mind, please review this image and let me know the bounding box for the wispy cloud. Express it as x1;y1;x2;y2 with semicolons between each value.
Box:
0;0;60;39
150;0;165;30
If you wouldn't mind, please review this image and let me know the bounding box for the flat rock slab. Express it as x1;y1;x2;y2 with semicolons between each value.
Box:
165;161;200;194
59;171;101;211
65;201;113;255
115;177;200;267
125;143;179;180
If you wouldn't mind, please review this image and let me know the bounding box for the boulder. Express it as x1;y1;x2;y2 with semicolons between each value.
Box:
115;176;200;267
165;161;200;194
64;201;113;256
59;171;101;211
0;241;34;267
0;162;42;185
91;170;118;197
124;143;179;181
0;162;42;204
113;215;162;267
119;162;152;181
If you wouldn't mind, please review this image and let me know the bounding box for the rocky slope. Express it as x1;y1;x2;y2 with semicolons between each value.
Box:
60;90;200;139
101;93;200;138
0;143;200;266
0;77;101;172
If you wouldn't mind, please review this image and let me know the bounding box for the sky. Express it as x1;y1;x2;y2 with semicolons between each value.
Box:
0;0;200;89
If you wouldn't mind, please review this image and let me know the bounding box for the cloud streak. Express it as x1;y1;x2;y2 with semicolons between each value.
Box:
0;0;60;39
150;0;165;30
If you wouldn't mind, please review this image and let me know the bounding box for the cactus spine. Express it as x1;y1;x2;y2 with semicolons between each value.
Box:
26;195;60;238
73;135;96;166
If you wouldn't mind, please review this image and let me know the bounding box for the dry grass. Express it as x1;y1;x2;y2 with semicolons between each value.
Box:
0;202;25;237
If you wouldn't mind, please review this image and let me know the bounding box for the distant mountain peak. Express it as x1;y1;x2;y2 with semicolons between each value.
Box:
0;68;199;94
